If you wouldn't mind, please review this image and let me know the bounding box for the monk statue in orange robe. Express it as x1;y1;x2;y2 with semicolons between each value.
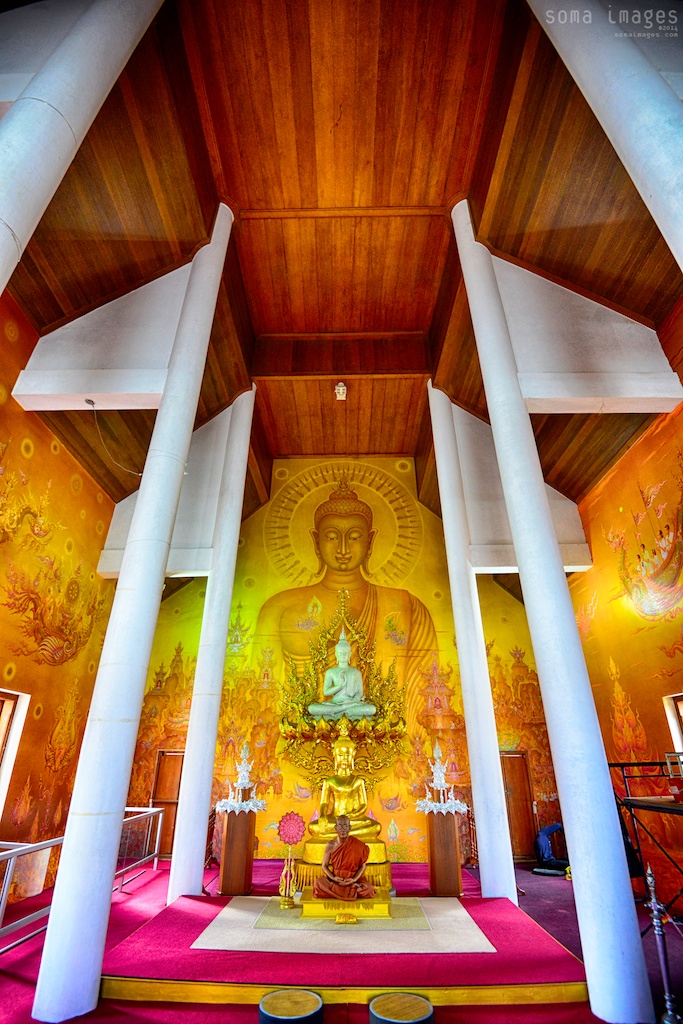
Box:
313;814;377;901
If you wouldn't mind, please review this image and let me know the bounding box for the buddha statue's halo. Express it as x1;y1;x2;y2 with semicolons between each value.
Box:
263;460;423;586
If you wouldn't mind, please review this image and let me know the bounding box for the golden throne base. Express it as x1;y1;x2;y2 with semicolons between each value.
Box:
299;886;392;922
295;858;393;892
301;837;387;864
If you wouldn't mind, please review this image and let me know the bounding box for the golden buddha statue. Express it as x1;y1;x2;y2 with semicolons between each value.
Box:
302;732;387;874
309;733;381;842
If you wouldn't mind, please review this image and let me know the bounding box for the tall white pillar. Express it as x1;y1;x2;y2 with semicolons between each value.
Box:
0;0;164;296
527;0;683;274
32;205;233;1024
428;382;517;903
167;386;256;905
452;200;653;1024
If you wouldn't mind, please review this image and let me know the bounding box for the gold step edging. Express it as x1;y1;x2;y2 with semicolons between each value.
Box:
100;976;588;1007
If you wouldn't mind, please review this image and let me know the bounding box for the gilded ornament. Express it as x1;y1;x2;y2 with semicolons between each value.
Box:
278;589;406;791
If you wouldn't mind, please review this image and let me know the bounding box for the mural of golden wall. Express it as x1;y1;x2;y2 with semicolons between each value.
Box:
131;457;559;863
0;294;114;900
570;404;683;902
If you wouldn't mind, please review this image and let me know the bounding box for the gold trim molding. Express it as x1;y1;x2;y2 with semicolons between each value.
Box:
100;976;588;1007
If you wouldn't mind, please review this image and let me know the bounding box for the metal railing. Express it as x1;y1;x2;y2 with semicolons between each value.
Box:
0;805;163;955
609;760;683;923
609;759;670;799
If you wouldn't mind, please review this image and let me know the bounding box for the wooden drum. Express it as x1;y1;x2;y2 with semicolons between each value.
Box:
369;993;434;1024
259;989;323;1024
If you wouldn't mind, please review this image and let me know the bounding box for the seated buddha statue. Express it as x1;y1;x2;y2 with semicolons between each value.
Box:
308;734;381;846
308;628;376;721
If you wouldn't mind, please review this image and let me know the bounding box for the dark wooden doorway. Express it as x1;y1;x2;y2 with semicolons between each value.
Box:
500;751;537;860
0;690;18;763
151;749;184;857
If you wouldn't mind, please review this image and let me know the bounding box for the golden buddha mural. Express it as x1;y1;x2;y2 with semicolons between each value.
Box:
252;465;440;882
130;456;560;868
255;472;439;736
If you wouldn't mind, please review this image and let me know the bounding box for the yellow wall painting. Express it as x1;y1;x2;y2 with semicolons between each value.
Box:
0;293;114;899
570;403;683;901
131;457;560;862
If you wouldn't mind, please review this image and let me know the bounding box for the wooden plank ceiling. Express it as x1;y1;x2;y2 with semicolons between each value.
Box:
7;0;683;529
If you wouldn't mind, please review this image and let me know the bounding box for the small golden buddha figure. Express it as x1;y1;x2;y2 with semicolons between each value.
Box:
308;733;381;842
308;628;376;721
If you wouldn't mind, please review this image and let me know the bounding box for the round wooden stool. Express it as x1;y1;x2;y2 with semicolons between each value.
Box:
259;989;323;1024
369;993;434;1024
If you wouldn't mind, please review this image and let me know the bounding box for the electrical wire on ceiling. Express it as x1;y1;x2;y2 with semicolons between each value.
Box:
85;398;142;478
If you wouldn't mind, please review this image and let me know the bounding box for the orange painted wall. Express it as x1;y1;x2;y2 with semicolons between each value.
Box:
0;294;114;898
570;404;683;901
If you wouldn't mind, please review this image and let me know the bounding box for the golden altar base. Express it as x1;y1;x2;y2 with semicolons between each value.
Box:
294;858;393;892
298;885;392;922
301;836;388;865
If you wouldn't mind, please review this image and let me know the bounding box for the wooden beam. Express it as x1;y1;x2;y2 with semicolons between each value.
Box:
240;207;446;219
247;445;269;505
252;336;431;377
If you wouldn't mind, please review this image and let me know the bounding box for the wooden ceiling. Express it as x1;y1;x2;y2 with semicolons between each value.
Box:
7;0;683;524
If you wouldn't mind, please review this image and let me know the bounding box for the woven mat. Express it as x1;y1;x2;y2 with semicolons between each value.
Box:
191;896;496;954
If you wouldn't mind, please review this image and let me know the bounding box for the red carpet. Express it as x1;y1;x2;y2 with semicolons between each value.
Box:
102;891;585;988
1;862;598;1024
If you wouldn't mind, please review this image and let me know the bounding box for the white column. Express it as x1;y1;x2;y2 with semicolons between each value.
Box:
32;205;233;1024
167;386;256;905
428;382;518;903
0;0;164;296
452;200;653;1024
527;0;683;274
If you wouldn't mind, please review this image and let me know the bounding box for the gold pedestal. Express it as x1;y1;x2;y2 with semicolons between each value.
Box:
299;885;391;922
302;837;387;864
295;859;393;891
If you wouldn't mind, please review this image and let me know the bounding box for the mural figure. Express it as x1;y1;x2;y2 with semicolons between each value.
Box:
0;444;58;550
44;679;82;773
255;477;438;729
3;558;105;665
307;627;376;721
608;462;683;620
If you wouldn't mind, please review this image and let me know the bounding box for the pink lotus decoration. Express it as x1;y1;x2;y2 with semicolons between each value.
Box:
278;811;306;847
277;811;306;908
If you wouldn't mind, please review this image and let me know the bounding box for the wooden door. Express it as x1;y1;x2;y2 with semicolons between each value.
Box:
0;691;18;763
500;751;536;860
151;749;184;856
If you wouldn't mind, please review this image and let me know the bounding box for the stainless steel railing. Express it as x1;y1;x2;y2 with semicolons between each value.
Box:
0;805;163;955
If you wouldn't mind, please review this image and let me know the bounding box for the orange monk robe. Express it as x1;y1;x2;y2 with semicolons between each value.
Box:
313;835;377;901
